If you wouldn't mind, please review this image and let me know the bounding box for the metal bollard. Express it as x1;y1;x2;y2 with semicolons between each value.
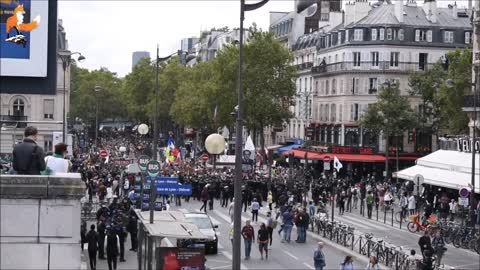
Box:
376;207;379;221
384;208;387;224
399;213;402;229
391;208;394;227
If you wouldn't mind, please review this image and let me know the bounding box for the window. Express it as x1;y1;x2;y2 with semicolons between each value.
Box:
465;32;471;44
298;78;302;92
326;80;330;95
346;30;349;42
369;78;378;93
352;78;359;94
12;98;25;117
43;99;54;119
390;52;400;67
371;28;377;41
338;32;342;45
335;54;338;63
354;103;359;121
371;52;379;67
379;28;385;40
415;29;432;42
340;80;344;94
331;104;336;122
325;104;330;122
304;78;308;92
319;104;324;121
339;104;343;122
332;79;337;94
315;81;319;95
44;135;53;152
398;29;405;41
386;28;393;40
353;52;361;67
419;53;428;71
354;29;363;41
444;31;454;43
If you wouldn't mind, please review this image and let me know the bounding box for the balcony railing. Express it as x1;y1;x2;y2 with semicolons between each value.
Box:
311;61;435;75
295;61;313;71
0;115;28;128
463;94;480;108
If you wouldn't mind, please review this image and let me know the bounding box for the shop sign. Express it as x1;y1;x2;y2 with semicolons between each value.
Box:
331;146;376;155
456;138;480;153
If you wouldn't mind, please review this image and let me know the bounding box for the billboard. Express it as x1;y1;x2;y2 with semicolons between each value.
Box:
0;0;49;77
156;247;206;270
0;0;57;95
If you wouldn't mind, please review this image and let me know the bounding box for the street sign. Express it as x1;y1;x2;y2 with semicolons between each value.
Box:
137;155;150;172
156;184;192;195
323;156;331;171
146;160;161;178
459;197;469;207
201;154;209;161
414;174;424;184
459;187;471;198
145;176;179;185
306;127;314;137
100;150;108;158
113;158;132;166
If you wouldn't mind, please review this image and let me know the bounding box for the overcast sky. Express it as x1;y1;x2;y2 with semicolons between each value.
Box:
58;0;470;77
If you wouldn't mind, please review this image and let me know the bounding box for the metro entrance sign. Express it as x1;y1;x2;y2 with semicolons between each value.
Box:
137;155;150;171
100;150;108;158
147;160;161;178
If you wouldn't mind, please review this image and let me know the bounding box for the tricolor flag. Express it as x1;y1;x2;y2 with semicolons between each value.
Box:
166;138;176;163
334;156;343;172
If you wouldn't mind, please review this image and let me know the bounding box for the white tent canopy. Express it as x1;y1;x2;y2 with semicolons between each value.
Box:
396;150;480;194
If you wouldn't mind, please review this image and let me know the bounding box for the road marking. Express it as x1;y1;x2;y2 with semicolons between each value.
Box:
209;264;233;269
303;262;314;269
178;208;189;214
283;250;299;260
220;251;248;270
340;215;388;231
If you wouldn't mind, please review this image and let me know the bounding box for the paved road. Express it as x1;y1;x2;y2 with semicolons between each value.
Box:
172;200;377;270
326;204;480;270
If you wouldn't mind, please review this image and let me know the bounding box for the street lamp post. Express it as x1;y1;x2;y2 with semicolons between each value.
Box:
58;52;85;143
232;1;269;269
94;86;102;147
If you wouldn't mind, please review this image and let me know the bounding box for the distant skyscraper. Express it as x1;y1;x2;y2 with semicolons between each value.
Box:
180;37;199;53
132;51;150;69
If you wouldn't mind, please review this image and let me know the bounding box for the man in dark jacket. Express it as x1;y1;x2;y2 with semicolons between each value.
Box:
418;230;432;258
97;220;107;260
105;227;119;270
86;224;99;270
12;126;46;175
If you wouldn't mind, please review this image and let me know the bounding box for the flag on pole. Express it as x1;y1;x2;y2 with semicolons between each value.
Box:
244;135;255;160
333;156;343;172
166;138;176;163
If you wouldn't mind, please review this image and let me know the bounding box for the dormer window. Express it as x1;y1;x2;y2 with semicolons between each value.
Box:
354;29;363;41
371;29;378;41
387;28;393;40
398;29;405;41
379;28;385;41
415;29;432;42
444;31;454;43
465;32;471;44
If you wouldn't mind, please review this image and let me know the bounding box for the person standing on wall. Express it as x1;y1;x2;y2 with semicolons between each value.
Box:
12;126;46;175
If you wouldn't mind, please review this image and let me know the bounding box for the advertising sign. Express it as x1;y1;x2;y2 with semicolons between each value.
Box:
156;247;206;270
0;0;49;77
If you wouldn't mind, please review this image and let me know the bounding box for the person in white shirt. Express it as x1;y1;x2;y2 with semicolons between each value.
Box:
251;198;260;223
408;194;416;215
44;143;71;174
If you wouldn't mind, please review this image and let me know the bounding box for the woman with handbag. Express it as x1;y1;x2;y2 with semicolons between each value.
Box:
257;223;269;260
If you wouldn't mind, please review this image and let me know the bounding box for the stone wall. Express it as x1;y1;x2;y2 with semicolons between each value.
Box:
0;174;85;270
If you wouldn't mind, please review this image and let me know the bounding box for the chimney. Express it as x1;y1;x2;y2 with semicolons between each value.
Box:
344;0;371;26
406;0;417;7
452;2;458;19
423;0;437;24
395;0;404;23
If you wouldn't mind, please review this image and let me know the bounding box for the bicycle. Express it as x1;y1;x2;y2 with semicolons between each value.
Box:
407;214;437;233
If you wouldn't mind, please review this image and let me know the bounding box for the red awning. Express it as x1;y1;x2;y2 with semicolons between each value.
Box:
387;156;419;161
333;154;386;162
283;149;324;160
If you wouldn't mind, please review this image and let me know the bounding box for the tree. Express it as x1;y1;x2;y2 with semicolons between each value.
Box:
214;29;297;160
361;81;417;178
438;49;471;134
70;65;127;131
408;62;447;150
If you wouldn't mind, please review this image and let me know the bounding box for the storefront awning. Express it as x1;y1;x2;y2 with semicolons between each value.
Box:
282;149;324;160
277;143;304;154
396;150;480;194
333;154;386;163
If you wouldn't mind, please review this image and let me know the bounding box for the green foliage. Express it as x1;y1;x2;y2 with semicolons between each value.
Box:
361;81;417;137
70;65;126;125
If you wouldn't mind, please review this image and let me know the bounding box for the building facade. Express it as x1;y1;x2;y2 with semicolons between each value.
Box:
0;20;73;156
283;0;472;157
132;51;151;69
